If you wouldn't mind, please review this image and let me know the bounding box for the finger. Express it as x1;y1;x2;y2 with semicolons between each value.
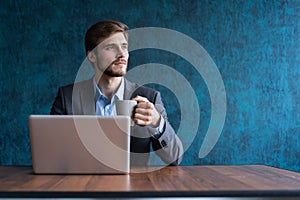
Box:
132;95;149;103
135;101;153;110
135;107;152;117
134;119;150;126
133;114;152;126
134;112;152;122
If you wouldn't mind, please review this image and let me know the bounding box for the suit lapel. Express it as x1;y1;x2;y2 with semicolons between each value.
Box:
72;78;95;115
124;79;138;100
81;79;96;115
81;81;96;115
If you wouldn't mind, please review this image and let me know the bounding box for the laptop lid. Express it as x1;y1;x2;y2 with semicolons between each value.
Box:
28;115;131;174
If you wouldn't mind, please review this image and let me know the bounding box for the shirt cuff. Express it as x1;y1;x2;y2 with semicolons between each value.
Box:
158;116;165;133
152;116;166;139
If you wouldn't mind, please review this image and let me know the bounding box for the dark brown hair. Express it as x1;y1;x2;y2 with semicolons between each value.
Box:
84;20;128;54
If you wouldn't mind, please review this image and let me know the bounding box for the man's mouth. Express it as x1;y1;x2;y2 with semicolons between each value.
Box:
113;59;127;65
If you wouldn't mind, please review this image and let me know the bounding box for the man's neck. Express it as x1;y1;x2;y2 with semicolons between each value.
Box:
96;74;122;101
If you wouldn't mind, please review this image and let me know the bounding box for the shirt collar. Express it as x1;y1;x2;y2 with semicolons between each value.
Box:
93;77;124;102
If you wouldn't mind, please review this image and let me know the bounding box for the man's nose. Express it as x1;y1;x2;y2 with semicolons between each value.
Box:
116;46;127;57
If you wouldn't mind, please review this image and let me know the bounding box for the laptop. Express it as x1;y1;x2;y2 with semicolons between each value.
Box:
28;115;131;174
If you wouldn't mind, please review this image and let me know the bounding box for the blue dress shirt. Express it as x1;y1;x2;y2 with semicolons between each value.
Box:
94;78;124;116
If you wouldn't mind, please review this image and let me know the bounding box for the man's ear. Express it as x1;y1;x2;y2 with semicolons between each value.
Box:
87;51;96;63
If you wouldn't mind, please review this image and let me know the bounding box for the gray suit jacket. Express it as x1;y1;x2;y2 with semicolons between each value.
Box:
50;78;183;166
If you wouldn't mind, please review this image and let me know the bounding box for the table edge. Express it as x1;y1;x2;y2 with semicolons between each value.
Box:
1;190;300;198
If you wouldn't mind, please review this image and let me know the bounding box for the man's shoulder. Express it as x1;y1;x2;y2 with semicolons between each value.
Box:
134;84;157;94
125;79;158;102
59;78;93;90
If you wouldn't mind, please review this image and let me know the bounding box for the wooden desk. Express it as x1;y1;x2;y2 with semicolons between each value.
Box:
1;165;300;198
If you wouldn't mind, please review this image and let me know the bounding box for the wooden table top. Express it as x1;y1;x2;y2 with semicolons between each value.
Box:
1;165;300;198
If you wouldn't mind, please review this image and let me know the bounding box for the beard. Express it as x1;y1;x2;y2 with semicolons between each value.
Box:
102;59;127;77
103;65;126;77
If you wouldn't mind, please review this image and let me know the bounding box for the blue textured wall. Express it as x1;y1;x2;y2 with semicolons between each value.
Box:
1;0;300;171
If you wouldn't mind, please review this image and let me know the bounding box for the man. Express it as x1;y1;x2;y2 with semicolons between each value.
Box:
50;20;183;166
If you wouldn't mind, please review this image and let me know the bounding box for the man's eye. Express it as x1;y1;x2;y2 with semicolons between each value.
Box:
105;46;114;50
122;45;128;50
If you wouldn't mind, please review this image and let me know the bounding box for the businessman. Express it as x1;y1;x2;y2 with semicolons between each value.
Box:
50;20;183;167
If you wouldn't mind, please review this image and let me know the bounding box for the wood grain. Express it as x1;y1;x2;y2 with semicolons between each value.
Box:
1;165;300;198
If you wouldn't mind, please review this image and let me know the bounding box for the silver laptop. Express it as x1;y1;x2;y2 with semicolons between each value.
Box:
28;115;131;174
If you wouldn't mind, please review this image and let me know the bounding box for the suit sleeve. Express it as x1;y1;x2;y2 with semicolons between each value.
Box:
50;85;73;115
50;87;65;115
150;92;184;166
